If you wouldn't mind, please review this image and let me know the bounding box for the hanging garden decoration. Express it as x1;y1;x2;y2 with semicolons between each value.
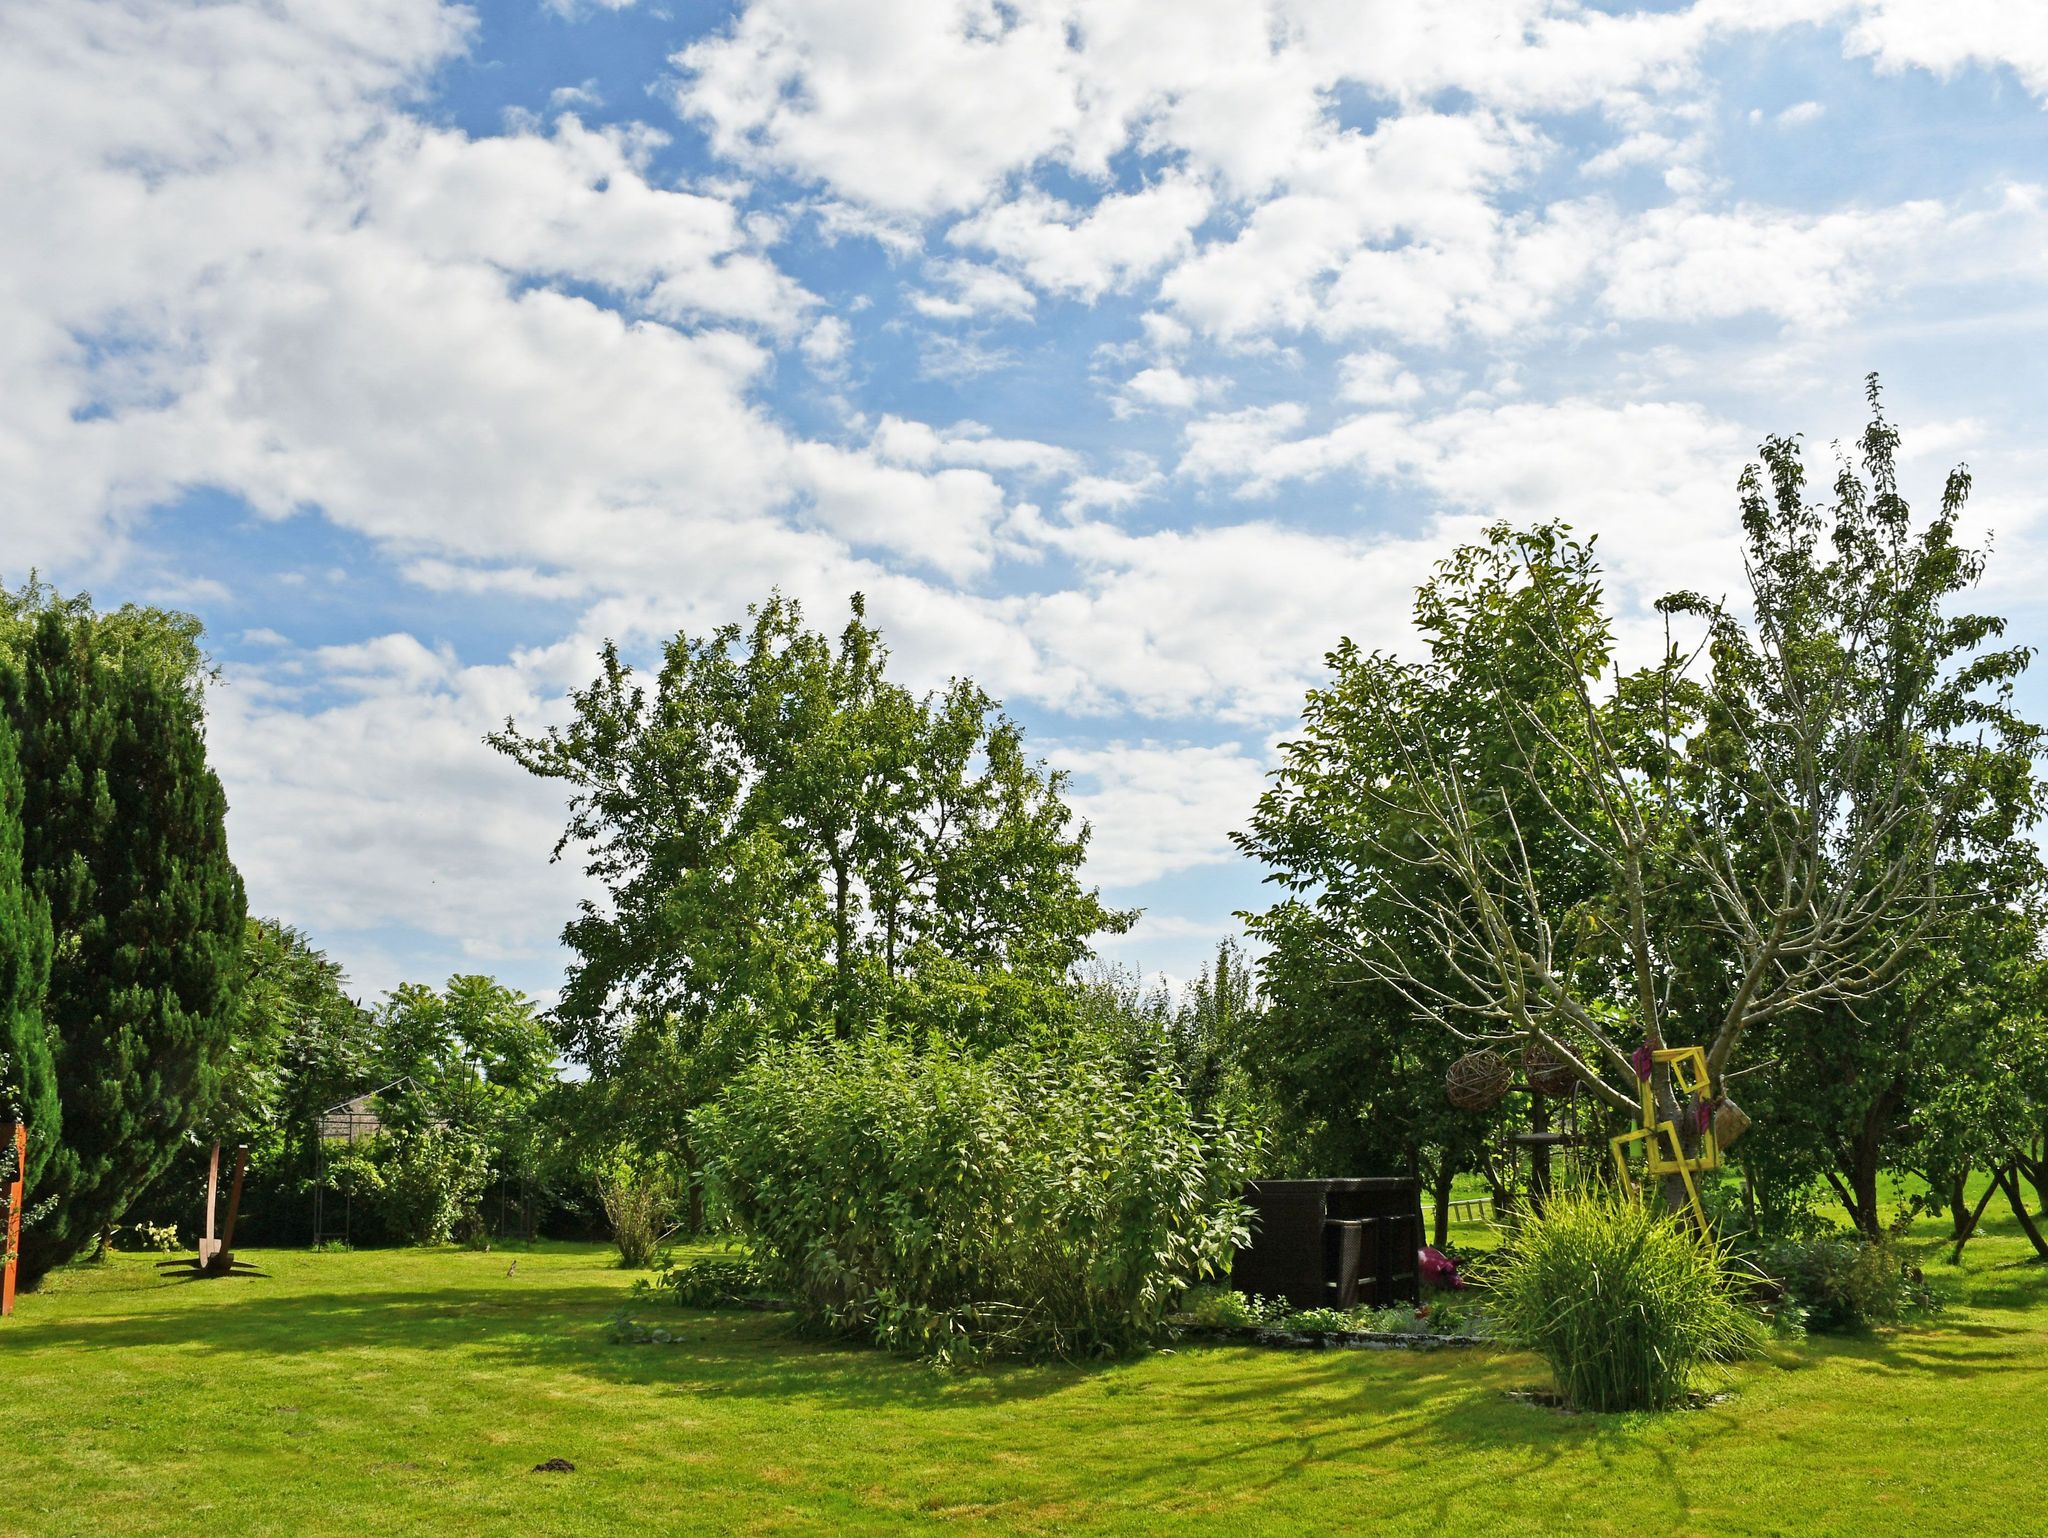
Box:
1520;1040;1579;1097
1712;1096;1751;1149
1446;1049;1512;1112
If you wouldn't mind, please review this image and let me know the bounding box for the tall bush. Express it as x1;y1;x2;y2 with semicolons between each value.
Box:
696;1038;1258;1362
1491;1188;1763;1412
598;1165;677;1268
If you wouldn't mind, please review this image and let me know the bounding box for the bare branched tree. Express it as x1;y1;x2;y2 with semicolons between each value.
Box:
1244;382;2030;1214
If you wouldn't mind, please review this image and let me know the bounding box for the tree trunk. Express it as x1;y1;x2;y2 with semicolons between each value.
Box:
1431;1159;1454;1249
1647;1071;1702;1223
1851;1156;1882;1240
831;856;852;1038
2021;1124;2048;1217
1845;1100;1888;1238
1995;1165;2048;1259
683;1138;705;1236
1827;1131;1884;1238
1528;1095;1553;1215
1949;1168;2001;1265
1482;1155;1514;1226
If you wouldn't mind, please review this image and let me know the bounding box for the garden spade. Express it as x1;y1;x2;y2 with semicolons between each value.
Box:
158;1140;264;1279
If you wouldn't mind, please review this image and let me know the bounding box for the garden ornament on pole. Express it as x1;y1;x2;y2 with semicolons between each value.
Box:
159;1140;264;1279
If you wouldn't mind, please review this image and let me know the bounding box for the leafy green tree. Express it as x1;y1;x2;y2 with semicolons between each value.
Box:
1240;912;1525;1242
5;605;246;1283
1067;941;1265;1131
0;575;212;708
375;976;554;1125
1908;944;2048;1260
489;592;1130;1210
1240;389;2032;1221
368;975;556;1239
1237;526;1622;1223
128;918;380;1246
1655;382;2043;1236
0;705;55;1193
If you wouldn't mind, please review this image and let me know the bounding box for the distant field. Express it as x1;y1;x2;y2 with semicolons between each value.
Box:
7;1212;2046;1538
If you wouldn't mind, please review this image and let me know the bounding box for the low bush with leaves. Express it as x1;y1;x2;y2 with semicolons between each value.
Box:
1490;1188;1764;1412
641;1256;773;1308
695;1037;1259;1363
1760;1231;1940;1333
1177;1286;1288;1329
604;1309;684;1345
1280;1306;1353;1335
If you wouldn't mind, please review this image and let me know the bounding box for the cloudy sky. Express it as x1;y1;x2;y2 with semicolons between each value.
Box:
7;0;2048;1007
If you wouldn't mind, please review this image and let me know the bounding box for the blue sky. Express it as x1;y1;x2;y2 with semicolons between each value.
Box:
6;0;2048;1009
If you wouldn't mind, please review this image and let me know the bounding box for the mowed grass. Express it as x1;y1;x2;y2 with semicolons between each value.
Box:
6;1214;2047;1538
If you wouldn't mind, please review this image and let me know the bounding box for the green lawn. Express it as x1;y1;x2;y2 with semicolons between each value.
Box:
7;1215;2046;1538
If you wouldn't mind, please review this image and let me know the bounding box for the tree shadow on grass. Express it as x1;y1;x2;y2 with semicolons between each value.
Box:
1055;1340;1744;1529
1789;1321;2043;1382
1118;1289;2044;1523
12;1281;1117;1412
1945;1260;2048;1315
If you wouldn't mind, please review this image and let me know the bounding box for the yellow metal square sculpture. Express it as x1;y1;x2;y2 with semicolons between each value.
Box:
1609;1046;1721;1231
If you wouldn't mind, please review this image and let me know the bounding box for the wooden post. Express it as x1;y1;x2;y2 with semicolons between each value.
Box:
216;1145;249;1269
197;1140;223;1268
3;1123;24;1317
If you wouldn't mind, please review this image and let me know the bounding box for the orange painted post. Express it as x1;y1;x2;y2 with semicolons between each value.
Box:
3;1123;24;1317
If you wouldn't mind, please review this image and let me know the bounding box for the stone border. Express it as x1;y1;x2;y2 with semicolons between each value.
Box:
1167;1323;1490;1351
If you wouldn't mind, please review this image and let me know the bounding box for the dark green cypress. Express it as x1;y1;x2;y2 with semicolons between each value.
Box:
0;701;57;1192
7;609;246;1284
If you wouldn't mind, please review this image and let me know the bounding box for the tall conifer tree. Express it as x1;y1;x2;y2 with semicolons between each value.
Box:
0;704;57;1190
6;609;245;1283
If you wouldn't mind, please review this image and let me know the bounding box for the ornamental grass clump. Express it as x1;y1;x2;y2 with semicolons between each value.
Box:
1491;1188;1764;1412
695;1037;1259;1364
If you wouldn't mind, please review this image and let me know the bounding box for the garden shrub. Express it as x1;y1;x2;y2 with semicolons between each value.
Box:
1174;1289;1490;1339
1178;1287;1286;1328
642;1256;773;1308
604;1309;684;1345
598;1168;674;1269
695;1037;1259;1363
1490;1188;1764;1412
1281;1307;1352;1335
1760;1232;1937;1332
359;1126;492;1246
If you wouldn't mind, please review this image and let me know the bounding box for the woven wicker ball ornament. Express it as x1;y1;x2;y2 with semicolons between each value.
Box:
1520;1040;1578;1097
1447;1049;1512;1112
